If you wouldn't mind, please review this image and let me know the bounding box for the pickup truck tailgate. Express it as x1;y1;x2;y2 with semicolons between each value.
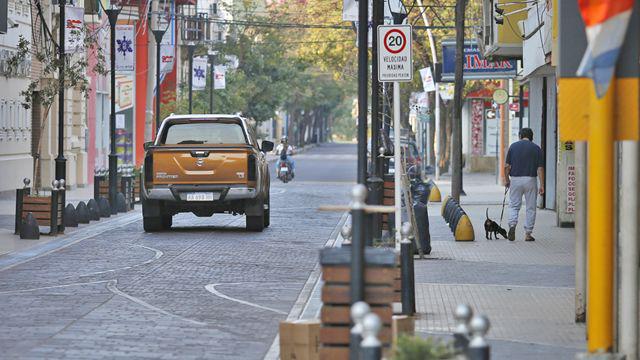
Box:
152;148;251;185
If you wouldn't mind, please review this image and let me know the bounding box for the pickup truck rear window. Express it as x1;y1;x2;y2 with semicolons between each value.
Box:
162;122;248;145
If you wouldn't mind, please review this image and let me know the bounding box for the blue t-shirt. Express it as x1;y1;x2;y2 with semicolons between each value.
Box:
506;140;544;177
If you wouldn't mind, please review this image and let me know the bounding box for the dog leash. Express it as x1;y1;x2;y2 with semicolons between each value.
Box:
499;187;508;227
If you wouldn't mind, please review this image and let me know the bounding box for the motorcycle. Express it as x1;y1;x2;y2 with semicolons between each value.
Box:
277;159;294;183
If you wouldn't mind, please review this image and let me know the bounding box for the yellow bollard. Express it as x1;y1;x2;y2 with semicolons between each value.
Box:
428;181;442;202
454;214;474;241
587;81;615;352
440;195;450;216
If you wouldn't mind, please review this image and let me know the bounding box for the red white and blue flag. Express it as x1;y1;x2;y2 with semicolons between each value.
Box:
577;0;635;97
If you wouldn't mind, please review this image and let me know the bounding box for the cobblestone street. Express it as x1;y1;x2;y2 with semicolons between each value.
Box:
0;144;356;359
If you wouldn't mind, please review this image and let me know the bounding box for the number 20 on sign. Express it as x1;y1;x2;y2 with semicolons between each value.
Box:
377;24;413;82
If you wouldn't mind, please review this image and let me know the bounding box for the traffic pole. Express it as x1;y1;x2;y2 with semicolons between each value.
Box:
451;0;466;201
393;81;401;248
368;0;384;244
356;0;368;185
587;81;615;352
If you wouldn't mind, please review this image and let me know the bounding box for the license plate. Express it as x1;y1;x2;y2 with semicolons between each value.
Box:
280;167;288;172
185;192;217;201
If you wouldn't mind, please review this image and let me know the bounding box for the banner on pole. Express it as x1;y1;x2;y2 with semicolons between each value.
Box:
419;67;436;92
65;6;84;54
343;0;396;22
115;25;135;72
160;13;176;74
192;56;208;91
214;65;226;89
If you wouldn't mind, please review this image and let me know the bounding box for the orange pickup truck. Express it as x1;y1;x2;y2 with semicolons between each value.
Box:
141;115;274;232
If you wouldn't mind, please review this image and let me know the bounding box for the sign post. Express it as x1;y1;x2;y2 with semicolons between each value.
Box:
378;24;412;248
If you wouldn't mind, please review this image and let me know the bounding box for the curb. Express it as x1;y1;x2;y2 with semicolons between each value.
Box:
263;211;348;360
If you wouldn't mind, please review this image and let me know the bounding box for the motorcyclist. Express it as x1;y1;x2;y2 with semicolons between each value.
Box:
275;137;295;178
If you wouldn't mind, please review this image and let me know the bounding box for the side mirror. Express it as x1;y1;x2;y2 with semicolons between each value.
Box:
143;141;153;151
261;140;274;153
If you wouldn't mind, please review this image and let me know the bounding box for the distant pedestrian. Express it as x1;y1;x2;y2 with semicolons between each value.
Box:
503;128;544;241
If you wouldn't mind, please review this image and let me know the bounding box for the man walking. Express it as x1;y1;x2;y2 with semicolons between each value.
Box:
504;128;544;241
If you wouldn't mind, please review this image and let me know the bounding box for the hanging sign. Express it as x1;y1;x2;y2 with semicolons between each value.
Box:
343;0;398;22
214;65;226;89
192;56;208;91
65;6;85;54
115;25;134;72
377;24;412;82
419;67;436;92
438;83;454;102
160;14;176;74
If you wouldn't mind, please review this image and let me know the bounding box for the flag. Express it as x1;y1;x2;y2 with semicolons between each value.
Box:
115;25;134;72
160;8;176;74
65;6;84;54
192;56;208;91
576;0;635;97
419;67;436;92
214;65;226;89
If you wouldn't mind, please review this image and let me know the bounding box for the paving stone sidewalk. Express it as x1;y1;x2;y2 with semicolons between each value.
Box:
416;172;585;359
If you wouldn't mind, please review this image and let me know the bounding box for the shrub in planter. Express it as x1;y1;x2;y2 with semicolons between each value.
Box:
393;335;457;360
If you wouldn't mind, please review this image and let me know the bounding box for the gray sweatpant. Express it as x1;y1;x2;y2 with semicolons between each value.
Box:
508;176;538;233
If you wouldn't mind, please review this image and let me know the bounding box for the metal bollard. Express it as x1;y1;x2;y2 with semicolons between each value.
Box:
467;314;491;360
341;222;352;245
350;301;370;360
453;304;473;353
360;312;382;360
350;184;367;303
400;222;415;315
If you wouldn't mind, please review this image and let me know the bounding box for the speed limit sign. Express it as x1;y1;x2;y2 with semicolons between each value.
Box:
377;24;412;82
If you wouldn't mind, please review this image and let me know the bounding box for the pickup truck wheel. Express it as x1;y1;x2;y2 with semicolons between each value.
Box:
264;194;270;228
161;215;173;229
246;215;264;232
143;216;163;232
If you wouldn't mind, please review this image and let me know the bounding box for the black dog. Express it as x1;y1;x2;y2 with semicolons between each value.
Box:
484;208;508;240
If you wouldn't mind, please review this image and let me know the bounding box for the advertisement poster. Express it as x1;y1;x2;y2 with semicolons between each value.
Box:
471;100;484;155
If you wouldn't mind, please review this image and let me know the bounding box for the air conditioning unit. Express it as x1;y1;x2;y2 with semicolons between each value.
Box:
481;0;526;60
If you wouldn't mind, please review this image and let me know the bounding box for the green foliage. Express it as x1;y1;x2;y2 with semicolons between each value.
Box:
7;26;107;110
393;335;457;360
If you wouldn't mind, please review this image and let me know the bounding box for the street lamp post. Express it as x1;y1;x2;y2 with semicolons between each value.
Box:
187;42;195;114
106;7;121;214
152;30;165;132
148;10;169;133
55;0;66;182
208;50;217;114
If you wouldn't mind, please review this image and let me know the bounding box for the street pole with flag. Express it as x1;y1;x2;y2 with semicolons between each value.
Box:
55;0;66;183
106;6;121;214
575;0;636;354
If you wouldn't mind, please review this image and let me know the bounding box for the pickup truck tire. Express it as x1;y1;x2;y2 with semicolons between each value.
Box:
143;216;163;232
161;215;173;230
264;193;270;228
246;214;264;232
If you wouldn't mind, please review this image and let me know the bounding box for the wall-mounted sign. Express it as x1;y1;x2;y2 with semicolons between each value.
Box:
492;88;509;104
441;40;517;81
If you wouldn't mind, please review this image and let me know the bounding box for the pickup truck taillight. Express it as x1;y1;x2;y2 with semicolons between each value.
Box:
247;154;256;181
144;153;153;184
